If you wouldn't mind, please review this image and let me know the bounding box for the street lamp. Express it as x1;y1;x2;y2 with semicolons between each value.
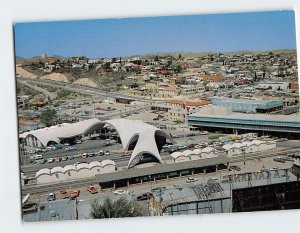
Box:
149;175;152;191
241;146;247;166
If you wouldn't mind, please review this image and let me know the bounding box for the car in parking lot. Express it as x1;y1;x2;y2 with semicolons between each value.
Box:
186;177;198;183
229;165;241;171
178;145;187;150
61;156;68;161
67;155;74;160
48;158;55;163
65;146;78;152
104;151;110;155
55;157;62;163
47;193;56;201
59;190;70;199
82;153;88;159
114;189;130;195
87;152;95;157
97;150;104;156
70;190;80;199
37;159;47;164
137;193;149;201
46;146;57;151
54;144;62;149
87;186;98;194
273;157;286;163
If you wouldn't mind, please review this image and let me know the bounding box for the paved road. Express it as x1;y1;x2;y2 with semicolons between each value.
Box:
22;147;297;200
23;78;154;103
18;80;57;100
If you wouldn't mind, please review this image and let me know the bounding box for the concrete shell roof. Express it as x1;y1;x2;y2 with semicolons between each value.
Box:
89;161;102;169
252;140;264;145
222;144;232;150
182;150;194;156
64;165;77;172
105;119;159;149
22;118;175;169
51;166;64;173
171;152;184;159
106;119;174;168
21;118;102;147
101;159;116;167
201;147;215;153
36;168;51;177
76;163;89;170
193;149;202;154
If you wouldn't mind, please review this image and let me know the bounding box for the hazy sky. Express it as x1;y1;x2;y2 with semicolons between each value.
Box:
14;10;296;58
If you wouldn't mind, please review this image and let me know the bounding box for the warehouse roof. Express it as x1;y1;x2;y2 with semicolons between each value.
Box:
190;107;300;123
96;155;229;183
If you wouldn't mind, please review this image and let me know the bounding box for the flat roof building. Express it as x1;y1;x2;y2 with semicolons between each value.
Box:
150;169;298;216
210;97;283;113
188;107;300;137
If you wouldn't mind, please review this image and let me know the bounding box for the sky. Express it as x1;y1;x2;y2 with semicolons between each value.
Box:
14;10;297;59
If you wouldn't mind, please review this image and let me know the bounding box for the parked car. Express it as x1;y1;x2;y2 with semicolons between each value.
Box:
61;156;68;161
87;186;98;194
178;145;187;150
55;157;62;163
82;153;88;159
229;165;241;171
46;146;57;151
273;157;286;163
114;189;129;195
48;158;55;163
59;190;70;199
70;190;80;199
104;151;110;156
136;193;149;201
47;193;56;201
186;177;198;183
54;144;62;149
38;159;47;164
97;150;104;156
87;152;95;157
67;155;74;160
65;146;77;152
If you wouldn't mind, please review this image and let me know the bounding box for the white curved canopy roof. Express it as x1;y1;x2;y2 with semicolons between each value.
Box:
170;152;183;159
22;118;175;169
64;165;77;172
51;166;64;173
182;150;194;156
76;163;89;170
102;159;116;167
106;119;175;168
36;168;51;177
89;161;102;169
201;147;215;153
21;118;102;147
193;149;202;154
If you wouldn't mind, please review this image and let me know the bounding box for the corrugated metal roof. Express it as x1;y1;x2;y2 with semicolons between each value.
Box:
96;155;229;183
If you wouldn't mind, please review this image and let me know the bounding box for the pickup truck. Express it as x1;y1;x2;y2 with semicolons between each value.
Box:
87;186;98;194
22;203;37;214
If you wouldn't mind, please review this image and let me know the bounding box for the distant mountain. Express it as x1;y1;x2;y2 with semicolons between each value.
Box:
16;56;27;61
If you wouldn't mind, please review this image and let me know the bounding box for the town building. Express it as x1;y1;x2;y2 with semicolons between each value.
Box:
210;96;284;113
188;106;300;137
166;99;210;123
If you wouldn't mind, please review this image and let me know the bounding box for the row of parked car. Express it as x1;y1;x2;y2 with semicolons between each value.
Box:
47;185;99;201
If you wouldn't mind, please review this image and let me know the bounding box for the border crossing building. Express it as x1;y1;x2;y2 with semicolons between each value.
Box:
188;107;300;138
210;97;284;113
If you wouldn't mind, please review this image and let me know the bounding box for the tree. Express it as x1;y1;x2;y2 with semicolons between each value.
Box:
40;107;57;127
90;197;143;219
